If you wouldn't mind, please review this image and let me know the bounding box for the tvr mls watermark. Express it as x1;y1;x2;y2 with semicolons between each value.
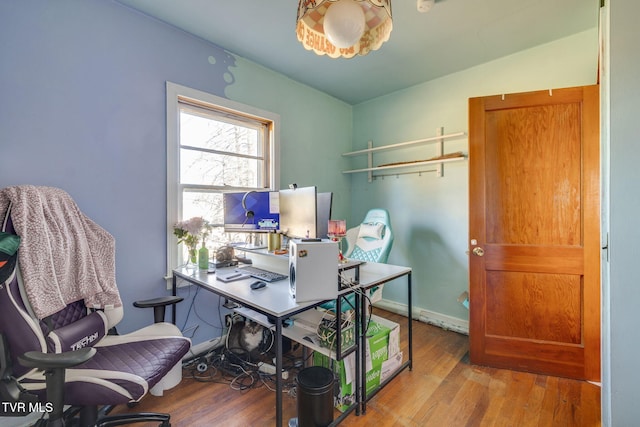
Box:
2;401;54;414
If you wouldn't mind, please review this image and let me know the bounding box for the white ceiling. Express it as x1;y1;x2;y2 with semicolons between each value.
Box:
116;0;600;105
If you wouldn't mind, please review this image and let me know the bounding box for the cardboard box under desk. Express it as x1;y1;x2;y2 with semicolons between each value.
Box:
313;316;400;412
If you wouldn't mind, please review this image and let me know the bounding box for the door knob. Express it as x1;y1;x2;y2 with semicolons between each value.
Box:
472;247;485;257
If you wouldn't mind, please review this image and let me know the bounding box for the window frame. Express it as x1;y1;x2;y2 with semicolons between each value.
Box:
166;82;280;276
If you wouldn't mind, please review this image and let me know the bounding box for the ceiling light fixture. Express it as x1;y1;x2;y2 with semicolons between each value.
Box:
296;0;393;59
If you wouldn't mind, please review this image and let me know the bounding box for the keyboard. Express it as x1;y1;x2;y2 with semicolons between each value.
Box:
237;266;288;282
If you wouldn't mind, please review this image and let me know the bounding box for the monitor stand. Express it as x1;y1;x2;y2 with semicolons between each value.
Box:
243;233;266;250
240;243;267;250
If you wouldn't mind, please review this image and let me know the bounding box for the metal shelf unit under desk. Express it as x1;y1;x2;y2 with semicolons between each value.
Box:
353;262;413;414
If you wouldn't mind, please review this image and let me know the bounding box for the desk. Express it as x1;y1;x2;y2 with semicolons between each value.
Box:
172;260;412;426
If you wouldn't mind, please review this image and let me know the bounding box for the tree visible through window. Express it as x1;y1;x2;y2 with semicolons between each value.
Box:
166;82;279;270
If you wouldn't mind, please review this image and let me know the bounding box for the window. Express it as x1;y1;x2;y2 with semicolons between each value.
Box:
166;82;280;272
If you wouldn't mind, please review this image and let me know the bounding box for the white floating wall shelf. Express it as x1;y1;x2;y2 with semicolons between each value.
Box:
342;128;467;182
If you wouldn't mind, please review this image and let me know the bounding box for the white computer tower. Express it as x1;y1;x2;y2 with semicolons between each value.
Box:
289;239;339;302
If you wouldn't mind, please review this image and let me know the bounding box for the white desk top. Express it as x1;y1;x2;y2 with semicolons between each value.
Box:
173;261;411;319
174;266;318;318
356;262;412;289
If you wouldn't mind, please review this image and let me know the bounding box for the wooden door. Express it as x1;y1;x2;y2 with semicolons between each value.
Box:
468;85;600;381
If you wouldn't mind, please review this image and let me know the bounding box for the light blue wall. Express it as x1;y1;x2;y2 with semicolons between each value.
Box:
608;1;640;425
351;29;599;324
0;0;351;346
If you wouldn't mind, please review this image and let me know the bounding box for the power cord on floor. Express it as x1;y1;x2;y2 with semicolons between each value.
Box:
182;334;304;396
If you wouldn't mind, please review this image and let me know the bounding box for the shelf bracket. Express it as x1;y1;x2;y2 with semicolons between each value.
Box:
367;140;373;183
436;127;444;177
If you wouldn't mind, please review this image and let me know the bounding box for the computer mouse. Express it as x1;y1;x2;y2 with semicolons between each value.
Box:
250;280;267;290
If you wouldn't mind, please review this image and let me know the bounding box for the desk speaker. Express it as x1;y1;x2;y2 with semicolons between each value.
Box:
289;239;339;302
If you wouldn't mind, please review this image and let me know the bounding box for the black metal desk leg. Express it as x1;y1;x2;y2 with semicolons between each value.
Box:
360;290;367;414
275;318;283;427
355;290;361;416
408;272;413;370
172;273;177;325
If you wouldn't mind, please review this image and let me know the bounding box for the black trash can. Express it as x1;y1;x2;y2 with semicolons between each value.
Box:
296;366;334;427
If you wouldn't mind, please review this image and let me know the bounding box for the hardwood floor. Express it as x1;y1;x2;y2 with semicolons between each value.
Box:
111;310;601;426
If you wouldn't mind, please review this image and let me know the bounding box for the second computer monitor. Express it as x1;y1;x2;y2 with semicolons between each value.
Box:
278;187;333;239
279;186;317;239
316;192;333;239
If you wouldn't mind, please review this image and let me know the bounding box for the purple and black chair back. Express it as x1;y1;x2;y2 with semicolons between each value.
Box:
0;202;191;426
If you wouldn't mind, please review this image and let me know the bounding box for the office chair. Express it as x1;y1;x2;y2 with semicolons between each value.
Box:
0;193;191;427
343;208;394;264
323;208;394;313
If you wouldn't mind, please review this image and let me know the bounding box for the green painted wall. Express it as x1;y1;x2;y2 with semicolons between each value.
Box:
350;29;599;325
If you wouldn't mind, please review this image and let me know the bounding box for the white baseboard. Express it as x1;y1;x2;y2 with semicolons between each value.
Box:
374;299;469;335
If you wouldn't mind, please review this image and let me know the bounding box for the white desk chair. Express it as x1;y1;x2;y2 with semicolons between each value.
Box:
344;208;393;304
344;208;394;264
323;209;394;314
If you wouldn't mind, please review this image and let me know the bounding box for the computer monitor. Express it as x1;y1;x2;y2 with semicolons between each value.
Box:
279;186;317;239
223;191;280;233
316;192;333;239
